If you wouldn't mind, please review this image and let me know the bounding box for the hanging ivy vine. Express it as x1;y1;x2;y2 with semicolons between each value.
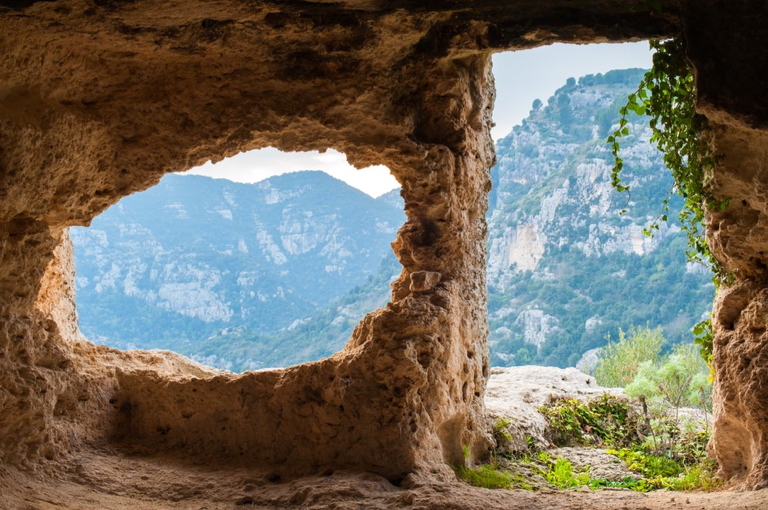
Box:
607;37;729;364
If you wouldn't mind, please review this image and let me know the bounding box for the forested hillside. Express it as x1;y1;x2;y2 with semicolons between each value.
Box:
486;69;713;367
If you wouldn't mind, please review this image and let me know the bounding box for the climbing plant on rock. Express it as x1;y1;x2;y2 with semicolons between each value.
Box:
608;38;731;364
608;37;729;284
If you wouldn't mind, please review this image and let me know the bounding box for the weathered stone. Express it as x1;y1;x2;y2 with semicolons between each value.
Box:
1;0;767;503
682;2;768;489
409;271;442;292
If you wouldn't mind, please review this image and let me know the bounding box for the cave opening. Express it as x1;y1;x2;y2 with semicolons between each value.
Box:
5;0;768;500
488;42;714;370
70;147;404;372
69;41;716;377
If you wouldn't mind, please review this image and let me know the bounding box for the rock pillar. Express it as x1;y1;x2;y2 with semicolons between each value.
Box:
686;1;768;488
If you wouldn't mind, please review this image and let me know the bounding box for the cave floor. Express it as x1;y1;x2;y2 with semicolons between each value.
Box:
1;448;767;509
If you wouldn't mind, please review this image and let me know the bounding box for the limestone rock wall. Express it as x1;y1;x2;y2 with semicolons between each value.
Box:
683;2;768;489
9;0;748;489
701;124;768;488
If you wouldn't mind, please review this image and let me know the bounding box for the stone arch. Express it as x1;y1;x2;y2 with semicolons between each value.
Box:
4;0;768;495
1;1;506;479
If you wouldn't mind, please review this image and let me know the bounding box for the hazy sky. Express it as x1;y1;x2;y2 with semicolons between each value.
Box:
187;42;653;197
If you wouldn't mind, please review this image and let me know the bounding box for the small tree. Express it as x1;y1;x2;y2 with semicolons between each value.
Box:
625;343;712;456
626;343;711;421
594;325;665;387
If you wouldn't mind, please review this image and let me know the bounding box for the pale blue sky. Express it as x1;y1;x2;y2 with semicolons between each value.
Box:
187;42;653;197
491;42;653;140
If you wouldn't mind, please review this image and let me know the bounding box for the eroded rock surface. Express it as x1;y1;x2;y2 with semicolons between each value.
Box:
682;2;768;490
0;0;767;505
0;0;674;485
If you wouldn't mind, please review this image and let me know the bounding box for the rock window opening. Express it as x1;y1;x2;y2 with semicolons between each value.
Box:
71;148;404;372
486;43;715;370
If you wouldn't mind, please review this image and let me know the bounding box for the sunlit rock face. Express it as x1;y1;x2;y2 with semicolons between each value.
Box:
8;0;768;497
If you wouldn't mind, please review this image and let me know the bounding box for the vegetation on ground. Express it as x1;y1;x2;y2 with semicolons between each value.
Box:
455;326;720;493
537;453;590;489
540;394;642;449
452;463;534;491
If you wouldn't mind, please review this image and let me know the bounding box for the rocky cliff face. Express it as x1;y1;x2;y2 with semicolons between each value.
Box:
486;70;713;367
682;3;768;488
3;0;768;502
489;70;676;286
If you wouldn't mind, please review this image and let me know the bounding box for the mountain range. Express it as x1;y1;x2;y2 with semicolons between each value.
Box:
71;171;403;368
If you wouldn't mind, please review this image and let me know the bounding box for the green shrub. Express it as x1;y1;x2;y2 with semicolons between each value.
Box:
625;343;711;416
605;447;720;491
607;447;683;478
675;429;710;465
540;394;641;448
594;325;665;387
587;477;656;492
539;455;590;489
453;462;536;491
667;461;721;491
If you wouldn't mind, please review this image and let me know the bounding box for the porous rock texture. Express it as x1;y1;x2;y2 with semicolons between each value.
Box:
0;0;766;506
684;3;768;490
